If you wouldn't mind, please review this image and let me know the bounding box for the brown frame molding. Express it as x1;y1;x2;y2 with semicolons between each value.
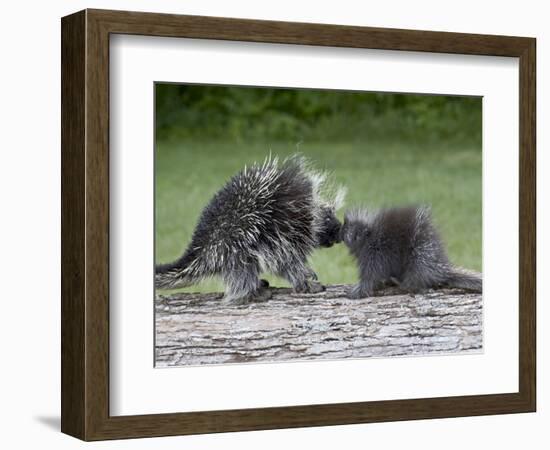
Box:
61;8;536;441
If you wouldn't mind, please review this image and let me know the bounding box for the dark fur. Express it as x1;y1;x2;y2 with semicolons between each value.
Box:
156;156;343;304
341;206;482;298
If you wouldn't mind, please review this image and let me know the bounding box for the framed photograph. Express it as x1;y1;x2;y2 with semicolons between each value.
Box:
61;9;536;441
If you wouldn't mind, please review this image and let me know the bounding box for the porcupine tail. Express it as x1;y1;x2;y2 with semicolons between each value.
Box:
445;266;483;292
155;248;203;289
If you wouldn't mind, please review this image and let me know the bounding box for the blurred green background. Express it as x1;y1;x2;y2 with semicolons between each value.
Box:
155;84;482;294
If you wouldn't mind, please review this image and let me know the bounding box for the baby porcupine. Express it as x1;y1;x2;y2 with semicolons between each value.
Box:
340;206;482;298
156;155;345;304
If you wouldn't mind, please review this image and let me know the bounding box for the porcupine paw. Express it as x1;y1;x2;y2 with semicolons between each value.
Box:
225;288;272;305
305;269;318;281
253;286;272;302
223;296;249;305
382;277;400;287
307;280;325;293
346;285;370;299
295;280;325;294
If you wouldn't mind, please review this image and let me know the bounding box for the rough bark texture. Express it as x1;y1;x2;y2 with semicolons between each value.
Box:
155;284;482;367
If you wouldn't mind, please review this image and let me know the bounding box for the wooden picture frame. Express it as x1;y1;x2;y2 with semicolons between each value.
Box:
61;8;536;441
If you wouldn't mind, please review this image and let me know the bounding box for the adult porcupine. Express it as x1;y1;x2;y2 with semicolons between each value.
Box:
340;205;482;298
156;155;345;304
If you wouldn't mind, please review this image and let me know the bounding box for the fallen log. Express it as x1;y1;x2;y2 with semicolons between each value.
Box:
155;284;482;367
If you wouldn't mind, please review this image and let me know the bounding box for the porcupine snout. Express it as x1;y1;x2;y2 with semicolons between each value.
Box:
317;207;343;247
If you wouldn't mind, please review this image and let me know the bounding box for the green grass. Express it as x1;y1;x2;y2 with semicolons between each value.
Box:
155;139;482;294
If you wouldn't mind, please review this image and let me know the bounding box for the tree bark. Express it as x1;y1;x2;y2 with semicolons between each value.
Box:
155;284;482;367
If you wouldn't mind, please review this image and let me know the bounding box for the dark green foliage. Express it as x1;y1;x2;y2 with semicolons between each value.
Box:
155;84;481;144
